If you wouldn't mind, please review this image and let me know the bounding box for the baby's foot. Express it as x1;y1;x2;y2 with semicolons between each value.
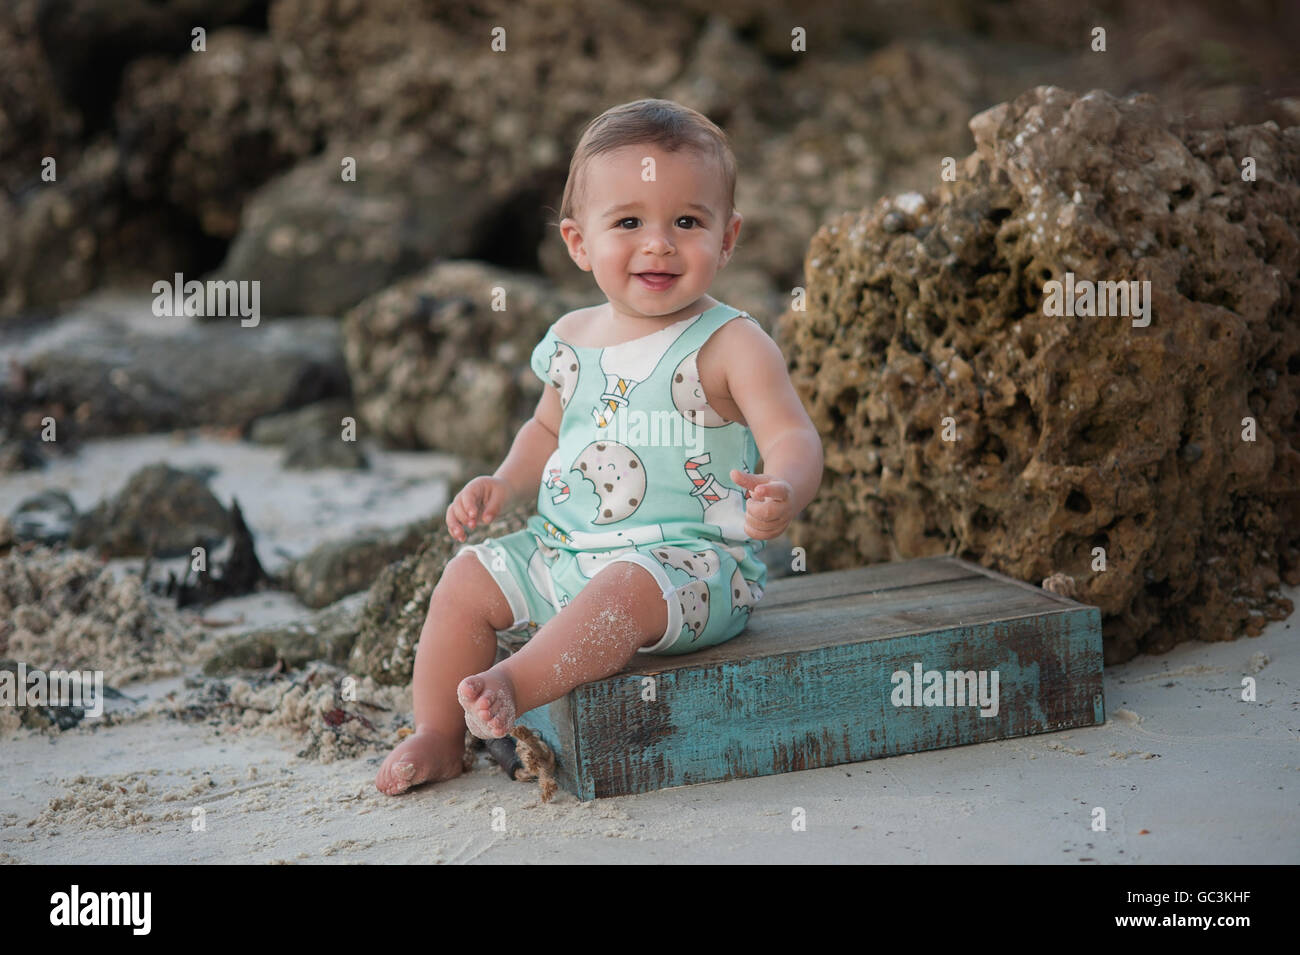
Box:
374;728;466;795
456;670;518;739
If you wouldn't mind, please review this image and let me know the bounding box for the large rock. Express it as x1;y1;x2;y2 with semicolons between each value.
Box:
113;27;316;240
247;397;355;445
209;142;500;317
28;0;266;130
208;0;702;316
12;305;349;437
7;0;1298;325
70;463;231;558
0;0;81;200
0;1;278;321
201;592;367;675
341;260;587;458
8;489;79;544
0;140;151;320
283;517;438;609
784;86;1299;664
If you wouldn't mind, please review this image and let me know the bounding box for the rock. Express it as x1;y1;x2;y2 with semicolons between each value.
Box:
200;592;367;675
113;26;316;240
0;434;46;473
0;659;141;731
210;141;502;317
0;0;273;321
248;397;355;445
249;396;368;469
0;1;81;200
282;429;368;471
0;140;142;320
284;518;438;609
8;0;1298;325
349;503;536;685
156;498;271;607
0;660;89;730
342;260;588;458
784;86;1300;664
661;15;771;133
70;463;231;558
9;489;78;543
28;1;266;130
14;306;349;437
1041;572;1078;599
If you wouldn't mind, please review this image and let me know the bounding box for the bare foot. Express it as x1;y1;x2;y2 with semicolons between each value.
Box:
456;670;518;739
374;728;466;795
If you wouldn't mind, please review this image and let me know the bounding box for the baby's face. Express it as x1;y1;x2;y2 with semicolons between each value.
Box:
561;143;740;323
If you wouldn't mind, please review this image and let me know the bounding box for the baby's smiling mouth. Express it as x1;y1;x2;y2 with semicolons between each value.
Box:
635;271;679;289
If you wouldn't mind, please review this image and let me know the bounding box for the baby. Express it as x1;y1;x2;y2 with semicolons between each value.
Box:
376;98;823;795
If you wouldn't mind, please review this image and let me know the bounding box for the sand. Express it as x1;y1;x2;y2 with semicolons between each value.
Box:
2;427;1298;863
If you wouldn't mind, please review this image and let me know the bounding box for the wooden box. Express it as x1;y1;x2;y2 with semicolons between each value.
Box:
512;556;1105;800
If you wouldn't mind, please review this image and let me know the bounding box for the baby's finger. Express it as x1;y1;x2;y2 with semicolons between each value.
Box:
448;499;472;539
445;513;465;542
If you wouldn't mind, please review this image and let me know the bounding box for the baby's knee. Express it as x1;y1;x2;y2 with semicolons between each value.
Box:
596;559;661;597
590;560;670;629
436;550;514;631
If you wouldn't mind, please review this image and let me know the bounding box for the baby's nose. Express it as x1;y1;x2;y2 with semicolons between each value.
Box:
642;231;674;252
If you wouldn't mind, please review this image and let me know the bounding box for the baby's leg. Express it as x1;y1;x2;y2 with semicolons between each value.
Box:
375;551;515;795
458;561;668;738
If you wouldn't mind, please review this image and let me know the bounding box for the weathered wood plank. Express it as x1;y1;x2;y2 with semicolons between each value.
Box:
513;555;1104;800
755;556;979;610
644;574;1056;666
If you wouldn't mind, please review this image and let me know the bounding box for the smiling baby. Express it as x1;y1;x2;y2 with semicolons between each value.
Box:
376;98;823;795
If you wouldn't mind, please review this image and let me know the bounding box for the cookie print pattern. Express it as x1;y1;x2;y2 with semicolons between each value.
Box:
573;440;645;524
542;342;580;409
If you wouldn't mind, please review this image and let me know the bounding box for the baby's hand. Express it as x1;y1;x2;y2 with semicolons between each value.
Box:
447;476;512;543
731;469;795;540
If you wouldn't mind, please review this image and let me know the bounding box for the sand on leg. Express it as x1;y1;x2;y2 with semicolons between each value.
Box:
375;550;516;795
457;560;669;738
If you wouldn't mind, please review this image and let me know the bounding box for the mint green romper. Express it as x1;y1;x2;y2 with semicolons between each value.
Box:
456;302;769;655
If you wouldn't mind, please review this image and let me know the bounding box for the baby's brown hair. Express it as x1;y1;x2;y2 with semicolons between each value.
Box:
556;98;737;227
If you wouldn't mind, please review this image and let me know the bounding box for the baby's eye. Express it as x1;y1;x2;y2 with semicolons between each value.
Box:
676;216;699;229
615;217;639;229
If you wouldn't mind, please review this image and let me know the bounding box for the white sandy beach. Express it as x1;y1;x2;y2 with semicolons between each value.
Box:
1;430;1297;864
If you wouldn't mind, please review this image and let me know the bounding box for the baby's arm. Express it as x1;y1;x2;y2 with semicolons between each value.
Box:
721;321;823;526
447;385;561;542
492;382;563;512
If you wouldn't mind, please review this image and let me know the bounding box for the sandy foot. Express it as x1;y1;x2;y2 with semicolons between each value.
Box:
374;729;466;795
457;671;518;739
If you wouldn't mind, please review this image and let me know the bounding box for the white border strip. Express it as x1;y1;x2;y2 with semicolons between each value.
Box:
601;553;683;654
458;543;532;631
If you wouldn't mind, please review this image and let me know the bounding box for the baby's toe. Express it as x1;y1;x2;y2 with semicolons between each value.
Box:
457;676;483;702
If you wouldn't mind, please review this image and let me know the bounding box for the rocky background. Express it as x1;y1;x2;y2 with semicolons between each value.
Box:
1;0;1298;743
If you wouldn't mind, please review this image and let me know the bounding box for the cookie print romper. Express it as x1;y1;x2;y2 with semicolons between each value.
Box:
456;302;769;655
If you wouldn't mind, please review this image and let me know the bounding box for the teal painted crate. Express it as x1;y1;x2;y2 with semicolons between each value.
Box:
512;556;1104;800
